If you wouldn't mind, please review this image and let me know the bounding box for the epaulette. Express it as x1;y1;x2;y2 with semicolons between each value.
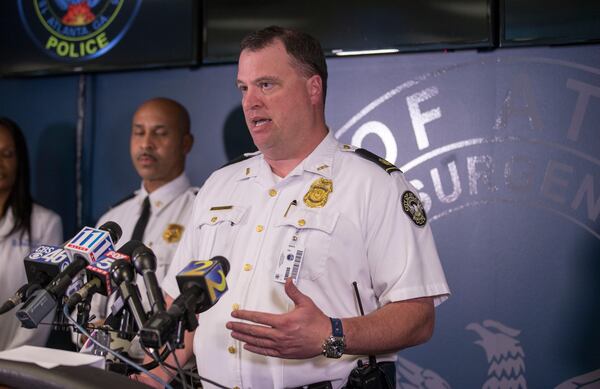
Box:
108;192;136;210
345;146;402;175
220;151;260;168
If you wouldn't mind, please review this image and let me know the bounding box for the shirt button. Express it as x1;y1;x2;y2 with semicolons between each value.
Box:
298;219;306;227
243;263;253;271
232;303;240;311
233;387;240;389
228;346;237;354
147;242;153;247
256;225;264;232
269;189;278;197
211;216;218;223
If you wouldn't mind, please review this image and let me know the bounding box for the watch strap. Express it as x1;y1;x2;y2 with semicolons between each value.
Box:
330;317;343;337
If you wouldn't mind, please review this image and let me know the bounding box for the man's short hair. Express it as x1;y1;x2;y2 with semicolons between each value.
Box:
240;26;328;102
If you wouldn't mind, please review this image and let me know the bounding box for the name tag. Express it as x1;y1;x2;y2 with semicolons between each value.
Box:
274;233;304;284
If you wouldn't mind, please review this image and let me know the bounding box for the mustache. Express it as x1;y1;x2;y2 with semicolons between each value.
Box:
135;151;157;161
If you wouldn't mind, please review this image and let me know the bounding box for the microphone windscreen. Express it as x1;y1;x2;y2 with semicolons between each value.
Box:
117;240;144;257
211;255;230;276
99;221;123;245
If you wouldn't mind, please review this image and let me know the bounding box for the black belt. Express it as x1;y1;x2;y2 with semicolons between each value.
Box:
291;361;396;389
291;382;333;389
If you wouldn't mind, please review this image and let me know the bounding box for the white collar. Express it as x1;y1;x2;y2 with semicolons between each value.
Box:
137;173;191;213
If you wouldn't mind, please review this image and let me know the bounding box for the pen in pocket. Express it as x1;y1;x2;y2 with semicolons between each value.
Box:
284;200;297;217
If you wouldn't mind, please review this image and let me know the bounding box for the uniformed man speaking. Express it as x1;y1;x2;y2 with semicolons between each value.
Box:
140;27;450;388
90;97;197;334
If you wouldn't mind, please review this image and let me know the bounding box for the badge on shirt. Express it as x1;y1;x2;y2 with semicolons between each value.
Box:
303;178;333;208
163;223;184;243
402;191;427;227
274;236;305;284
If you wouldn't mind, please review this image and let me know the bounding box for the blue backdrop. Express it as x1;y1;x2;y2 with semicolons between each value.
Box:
1;44;599;388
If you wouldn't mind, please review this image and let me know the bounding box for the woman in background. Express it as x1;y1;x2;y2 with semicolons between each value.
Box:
0;117;63;351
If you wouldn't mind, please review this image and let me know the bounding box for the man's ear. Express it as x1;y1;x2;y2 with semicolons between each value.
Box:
183;132;194;155
306;75;323;105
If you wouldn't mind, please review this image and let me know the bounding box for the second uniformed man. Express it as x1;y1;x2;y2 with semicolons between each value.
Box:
89;97;197;346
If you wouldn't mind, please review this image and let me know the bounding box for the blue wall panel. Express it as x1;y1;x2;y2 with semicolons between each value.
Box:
0;75;78;236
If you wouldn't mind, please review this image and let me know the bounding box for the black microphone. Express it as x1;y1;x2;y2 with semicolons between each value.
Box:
16;222;122;328
110;258;147;332
140;256;230;349
0;284;30;315
0;245;72;315
17;256;92;328
66;240;144;311
132;245;166;315
65;278;101;311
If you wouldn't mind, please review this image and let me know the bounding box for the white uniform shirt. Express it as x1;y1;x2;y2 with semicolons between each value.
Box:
163;133;450;389
0;204;62;351
91;173;198;319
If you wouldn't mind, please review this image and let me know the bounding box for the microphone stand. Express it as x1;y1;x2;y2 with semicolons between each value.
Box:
105;294;137;375
52;297;69;332
75;296;92;333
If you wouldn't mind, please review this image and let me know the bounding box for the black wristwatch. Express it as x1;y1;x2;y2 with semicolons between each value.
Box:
322;317;346;358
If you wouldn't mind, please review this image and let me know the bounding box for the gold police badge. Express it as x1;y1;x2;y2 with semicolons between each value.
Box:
402;191;427;227
303;178;333;208
163;224;184;243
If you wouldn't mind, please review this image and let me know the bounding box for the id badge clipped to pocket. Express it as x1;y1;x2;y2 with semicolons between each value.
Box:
273;231;305;284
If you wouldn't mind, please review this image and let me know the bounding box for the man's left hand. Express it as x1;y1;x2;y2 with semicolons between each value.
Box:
226;278;331;359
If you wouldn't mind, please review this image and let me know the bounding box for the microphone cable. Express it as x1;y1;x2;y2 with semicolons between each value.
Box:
140;345;171;370
168;343;189;389
63;304;173;389
140;344;229;389
140;347;185;387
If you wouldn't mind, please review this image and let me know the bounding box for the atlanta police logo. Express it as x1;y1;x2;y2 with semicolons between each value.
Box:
402;191;427;227
18;0;141;61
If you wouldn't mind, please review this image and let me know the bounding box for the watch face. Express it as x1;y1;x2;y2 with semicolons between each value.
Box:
325;336;346;358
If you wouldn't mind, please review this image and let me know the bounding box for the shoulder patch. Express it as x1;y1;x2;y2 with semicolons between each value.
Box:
353;148;401;175
401;191;427;227
109;192;136;210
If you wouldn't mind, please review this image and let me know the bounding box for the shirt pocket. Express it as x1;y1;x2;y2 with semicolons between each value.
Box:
196;206;249;260
274;208;339;281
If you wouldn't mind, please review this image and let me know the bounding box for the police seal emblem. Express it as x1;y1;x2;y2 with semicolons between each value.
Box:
402;191;427;227
303;178;333;208
18;0;141;61
163;223;184;243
